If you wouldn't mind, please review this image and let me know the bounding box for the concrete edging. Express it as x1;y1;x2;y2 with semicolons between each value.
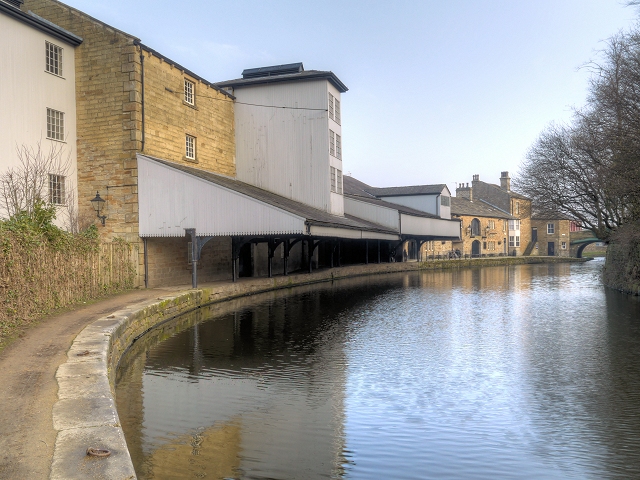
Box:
49;257;587;479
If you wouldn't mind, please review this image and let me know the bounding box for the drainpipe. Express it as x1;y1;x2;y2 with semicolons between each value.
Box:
143;238;148;288
140;47;145;152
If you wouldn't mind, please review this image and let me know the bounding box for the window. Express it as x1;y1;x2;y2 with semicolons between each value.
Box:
470;218;481;236
488;241;496;251
509;235;521;247
515;201;520;215
336;133;342;159
328;93;334;120
46;108;64;141
185;135;196;160
329;130;336;156
508;219;520;231
503;220;507;232
48;174;65;205
441;196;450;207
547;223;555;234
488;220;495;229
184;79;195;105
337;169;343;194
330;167;336;192
335;99;341;124
561;241;567;249
45;41;63;76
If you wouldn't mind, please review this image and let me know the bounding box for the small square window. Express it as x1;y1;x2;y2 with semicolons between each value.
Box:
337;169;343;194
48;174;65;205
45;41;63;76
561;241;567;249
328;93;334;120
329;130;335;156
547;223;555;234
185;135;196;160
335;99;341;124
184;79;195;105
47;108;64;141
336;134;342;159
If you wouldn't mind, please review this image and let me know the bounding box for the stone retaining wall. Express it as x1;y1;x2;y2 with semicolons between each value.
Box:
50;256;587;479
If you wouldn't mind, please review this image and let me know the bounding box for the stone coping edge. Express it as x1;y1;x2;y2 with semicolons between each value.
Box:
49;257;587;479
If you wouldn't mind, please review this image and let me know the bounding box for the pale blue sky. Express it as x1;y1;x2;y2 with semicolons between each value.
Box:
68;0;637;193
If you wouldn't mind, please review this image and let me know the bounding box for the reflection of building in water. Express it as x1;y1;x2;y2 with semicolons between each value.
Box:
416;265;535;293
117;287;352;479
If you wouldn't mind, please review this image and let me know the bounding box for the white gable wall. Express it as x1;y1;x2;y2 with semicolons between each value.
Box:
0;12;78;227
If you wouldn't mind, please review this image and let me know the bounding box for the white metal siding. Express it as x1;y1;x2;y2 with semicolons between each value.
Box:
0;14;78;226
138;156;306;237
382;195;439;216
234;80;333;212
309;225;399;241
400;214;461;239
344;197;399;230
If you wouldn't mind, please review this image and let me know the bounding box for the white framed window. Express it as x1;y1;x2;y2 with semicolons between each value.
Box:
508;219;520;231
441;196;450;207
184;79;195;105
488;220;495;229
185;134;196;160
547;223;555;234
48;174;65;205
329;130;336;156
330;167;336;192
336;133;342;159
46;108;64;141
561;241;567;249
337;169;343;194
328;93;334;120
515;201;520;215
45;41;63;77
335;99;341;124
509;235;520;247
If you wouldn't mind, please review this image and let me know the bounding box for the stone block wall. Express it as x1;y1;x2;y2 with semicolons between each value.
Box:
145;236;233;288
23;0;141;243
530;219;571;256
141;50;235;176
453;215;509;256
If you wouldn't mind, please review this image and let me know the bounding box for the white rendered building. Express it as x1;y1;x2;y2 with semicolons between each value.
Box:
0;0;81;227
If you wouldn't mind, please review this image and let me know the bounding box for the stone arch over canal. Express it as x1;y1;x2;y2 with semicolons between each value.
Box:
570;230;604;258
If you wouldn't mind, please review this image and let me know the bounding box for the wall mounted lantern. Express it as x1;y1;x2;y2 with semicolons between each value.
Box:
90;191;107;226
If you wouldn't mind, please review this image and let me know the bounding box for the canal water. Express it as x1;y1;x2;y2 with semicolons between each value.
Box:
116;259;640;479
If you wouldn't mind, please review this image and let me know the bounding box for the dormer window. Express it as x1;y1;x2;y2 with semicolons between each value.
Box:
45;41;63;77
440;196;450;207
184;79;195;105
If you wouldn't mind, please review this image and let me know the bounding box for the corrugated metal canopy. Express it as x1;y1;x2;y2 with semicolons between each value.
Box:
137;155;399;238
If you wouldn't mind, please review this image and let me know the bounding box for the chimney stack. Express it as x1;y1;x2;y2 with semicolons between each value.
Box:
500;171;511;191
456;181;472;201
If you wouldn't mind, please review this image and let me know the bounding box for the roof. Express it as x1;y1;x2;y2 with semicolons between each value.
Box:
0;2;83;45
477;181;530;201
531;210;575;221
451;197;515;220
137;42;234;99
365;184;448;197
138;155;397;235
343;176;440;219
216;69;349;93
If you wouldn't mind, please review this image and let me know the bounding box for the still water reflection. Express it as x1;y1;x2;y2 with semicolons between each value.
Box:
116;260;640;479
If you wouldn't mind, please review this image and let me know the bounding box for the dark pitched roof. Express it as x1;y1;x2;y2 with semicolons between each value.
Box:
531;210;575;221
343;176;441;219
216;69;348;93
451;197;515;220
365;184;448;197
477;181;529;200
0;2;83;45
138;155;397;235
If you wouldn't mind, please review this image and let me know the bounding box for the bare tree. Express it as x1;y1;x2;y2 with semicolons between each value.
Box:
0;141;75;226
514;26;640;241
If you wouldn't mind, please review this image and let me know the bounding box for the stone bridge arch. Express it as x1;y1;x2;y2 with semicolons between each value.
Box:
570;230;603;258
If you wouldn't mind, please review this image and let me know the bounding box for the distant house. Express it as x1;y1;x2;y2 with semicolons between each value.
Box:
530;211;576;257
0;0;82;228
456;172;532;256
450;196;516;257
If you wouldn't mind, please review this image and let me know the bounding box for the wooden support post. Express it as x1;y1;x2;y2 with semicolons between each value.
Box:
232;238;237;283
377;239;381;264
365;240;369;264
330;241;335;268
283;239;289;276
308;239;313;274
338;241;342;267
